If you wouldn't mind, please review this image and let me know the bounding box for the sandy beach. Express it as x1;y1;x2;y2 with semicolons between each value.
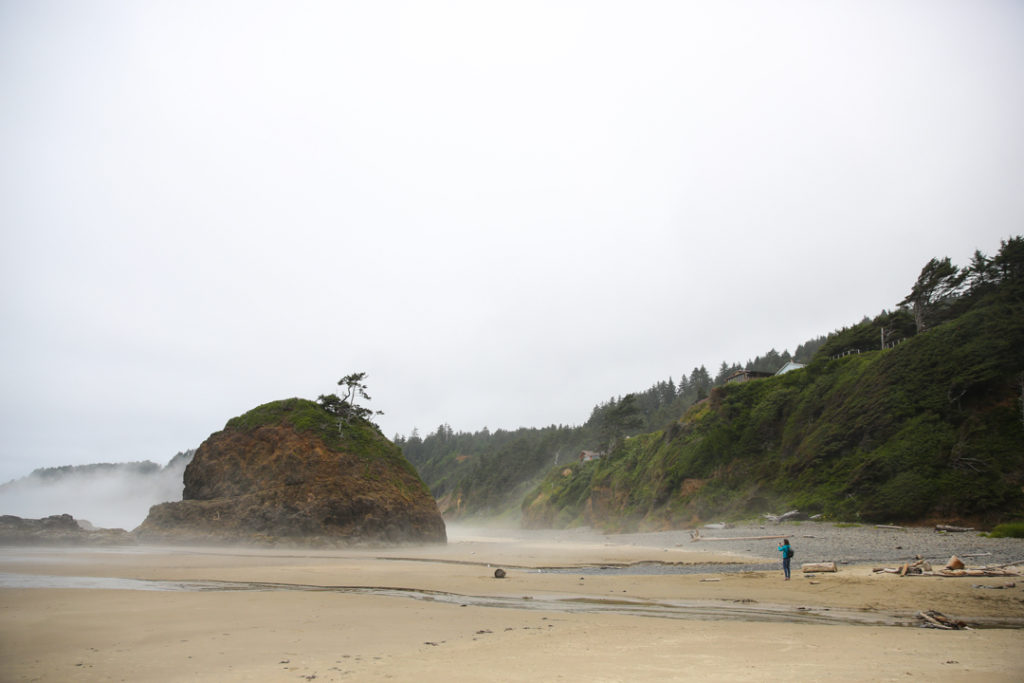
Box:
2;524;1023;682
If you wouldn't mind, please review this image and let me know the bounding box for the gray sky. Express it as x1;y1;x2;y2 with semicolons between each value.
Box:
2;1;1023;484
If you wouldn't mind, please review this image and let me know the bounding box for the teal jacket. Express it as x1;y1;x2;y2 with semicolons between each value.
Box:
778;543;791;558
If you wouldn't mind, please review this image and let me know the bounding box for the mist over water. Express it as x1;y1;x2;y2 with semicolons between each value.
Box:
0;452;193;530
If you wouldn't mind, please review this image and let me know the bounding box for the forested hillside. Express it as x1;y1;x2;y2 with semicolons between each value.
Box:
399;337;824;518
403;237;1024;527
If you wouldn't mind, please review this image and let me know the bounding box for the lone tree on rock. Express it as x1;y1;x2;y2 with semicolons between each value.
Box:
318;372;383;425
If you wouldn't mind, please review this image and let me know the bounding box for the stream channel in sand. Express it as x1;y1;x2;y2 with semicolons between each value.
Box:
4;566;1023;631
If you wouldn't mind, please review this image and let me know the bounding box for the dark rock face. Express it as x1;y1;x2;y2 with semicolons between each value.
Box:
0;514;134;545
136;401;446;546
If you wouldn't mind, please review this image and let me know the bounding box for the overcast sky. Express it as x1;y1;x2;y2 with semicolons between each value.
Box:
2;1;1022;484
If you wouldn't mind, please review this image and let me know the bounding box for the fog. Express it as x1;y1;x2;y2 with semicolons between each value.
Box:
2;2;1022;494
0;453;192;530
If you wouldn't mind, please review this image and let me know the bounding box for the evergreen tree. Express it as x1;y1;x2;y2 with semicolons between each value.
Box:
690;366;712;400
991;236;1024;288
599;393;644;452
900;257;966;333
318;372;383;425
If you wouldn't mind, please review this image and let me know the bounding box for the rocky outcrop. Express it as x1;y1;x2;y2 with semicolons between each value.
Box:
0;514;135;545
136;399;446;546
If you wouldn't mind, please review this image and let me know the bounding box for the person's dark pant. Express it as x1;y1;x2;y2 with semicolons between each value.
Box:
782;557;791;579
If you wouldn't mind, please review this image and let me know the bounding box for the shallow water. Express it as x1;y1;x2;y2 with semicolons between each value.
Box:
3;572;1021;629
538;561;778;575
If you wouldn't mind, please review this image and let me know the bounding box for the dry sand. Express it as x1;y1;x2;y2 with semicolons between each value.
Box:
1;524;1023;682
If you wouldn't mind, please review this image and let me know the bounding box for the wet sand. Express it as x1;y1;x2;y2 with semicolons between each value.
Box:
1;525;1023;681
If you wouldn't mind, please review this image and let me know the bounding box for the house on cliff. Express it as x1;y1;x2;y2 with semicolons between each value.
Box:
774;361;806;375
724;369;773;384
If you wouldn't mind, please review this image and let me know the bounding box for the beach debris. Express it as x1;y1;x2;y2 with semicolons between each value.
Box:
493;568;507;579
690;529;787;542
916;610;970;630
938;567;1022;577
934;524;974;533
872;558;934;575
888;559;931;575
874;524;906;531
801;562;837;573
699;578;721;582
703;522;733;530
873;557;1022;577
972;582;1016;590
763;510;805;523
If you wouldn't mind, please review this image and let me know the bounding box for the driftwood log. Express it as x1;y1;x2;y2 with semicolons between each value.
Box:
875;558;932;575
940;568;1021;577
934;524;974;533
917;610;969;630
763;510;805;523
801;562;837;573
690;530;787;542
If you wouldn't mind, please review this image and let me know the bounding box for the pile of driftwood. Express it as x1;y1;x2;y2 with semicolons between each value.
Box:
873;555;1023;578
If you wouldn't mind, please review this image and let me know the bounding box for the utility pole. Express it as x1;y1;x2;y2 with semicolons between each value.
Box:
880;325;894;350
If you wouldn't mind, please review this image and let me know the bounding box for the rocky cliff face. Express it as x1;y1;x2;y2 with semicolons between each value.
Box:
136;399;446;545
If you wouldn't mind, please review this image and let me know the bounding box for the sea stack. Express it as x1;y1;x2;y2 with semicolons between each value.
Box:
136;398;446;545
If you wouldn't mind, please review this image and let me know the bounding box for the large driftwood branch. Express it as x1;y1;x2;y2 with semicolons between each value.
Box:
916;610;969;630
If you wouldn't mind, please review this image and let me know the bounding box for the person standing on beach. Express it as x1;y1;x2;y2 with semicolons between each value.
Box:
777;538;792;580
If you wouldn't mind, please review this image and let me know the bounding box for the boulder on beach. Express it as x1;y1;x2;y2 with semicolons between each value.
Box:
136;398;446;546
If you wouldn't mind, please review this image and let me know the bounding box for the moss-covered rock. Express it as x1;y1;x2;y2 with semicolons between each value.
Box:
136;399;446;545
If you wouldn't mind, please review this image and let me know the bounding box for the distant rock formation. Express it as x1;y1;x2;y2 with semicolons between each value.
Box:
0;452;194;530
0;514;134;545
136;398;446;546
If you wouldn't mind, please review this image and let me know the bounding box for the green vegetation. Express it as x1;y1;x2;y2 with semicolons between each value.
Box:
985;521;1024;538
403;237;1024;528
401;344;826;518
318;372;384;426
225;396;417;478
